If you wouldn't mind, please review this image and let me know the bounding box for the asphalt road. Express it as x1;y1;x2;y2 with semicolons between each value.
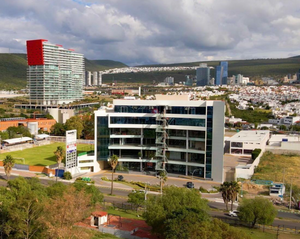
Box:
1;174;300;225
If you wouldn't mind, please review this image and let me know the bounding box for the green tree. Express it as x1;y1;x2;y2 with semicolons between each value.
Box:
158;170;168;194
46;182;68;198
229;181;240;211
279;125;287;131
65;116;84;138
128;191;145;211
3;155;15;180
219;181;231;210
73;181;104;205
54;146;65;182
50;123;66;136
164;207;209;239
108;154;119;195
143;186;208;235
238;197;277;227
82;114;94;139
6;126;31;139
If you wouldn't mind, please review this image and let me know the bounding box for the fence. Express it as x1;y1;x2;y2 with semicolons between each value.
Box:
49;136;94;144
213;216;300;235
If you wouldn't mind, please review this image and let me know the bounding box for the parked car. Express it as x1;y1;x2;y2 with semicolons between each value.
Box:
229;210;239;217
186;182;194;188
117;175;124;181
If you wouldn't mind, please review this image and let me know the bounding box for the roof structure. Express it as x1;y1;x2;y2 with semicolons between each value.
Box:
2;137;33;144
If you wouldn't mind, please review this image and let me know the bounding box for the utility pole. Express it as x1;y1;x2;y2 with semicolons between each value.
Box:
289;177;293;210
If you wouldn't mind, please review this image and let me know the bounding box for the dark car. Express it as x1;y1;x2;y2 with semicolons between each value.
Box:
117;175;124;181
186;182;194;188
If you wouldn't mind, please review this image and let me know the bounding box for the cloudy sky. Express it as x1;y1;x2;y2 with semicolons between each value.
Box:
0;0;300;65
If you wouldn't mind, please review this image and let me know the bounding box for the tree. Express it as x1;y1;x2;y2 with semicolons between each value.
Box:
219;181;240;211
164;210;249;239
82;114;94;139
42;186;92;239
219;181;231;210
238;197;277;227
143;186;209;235
3;155;15;180
54;146;65;182
279;125;287;131
50;123;66;136
108;154;119;195
128;191;145;211
229;181;240;211
73;181;104;205
65;115;84;138
158;170;168;194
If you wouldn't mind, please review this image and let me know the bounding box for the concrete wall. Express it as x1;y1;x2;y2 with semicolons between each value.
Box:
211;101;225;182
235;150;264;180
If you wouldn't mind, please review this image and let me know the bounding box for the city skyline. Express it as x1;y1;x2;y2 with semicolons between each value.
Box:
0;0;300;65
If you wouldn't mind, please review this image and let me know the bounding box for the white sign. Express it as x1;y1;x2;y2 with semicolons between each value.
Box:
66;130;77;169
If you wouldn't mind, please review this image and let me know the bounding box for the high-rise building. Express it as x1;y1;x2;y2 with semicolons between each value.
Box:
85;71;92;86
26;39;84;105
94;95;225;182
164;76;175;85
196;63;210;86
215;61;228;85
185;75;193;86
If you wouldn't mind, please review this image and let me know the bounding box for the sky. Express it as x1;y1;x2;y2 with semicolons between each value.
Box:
0;0;300;66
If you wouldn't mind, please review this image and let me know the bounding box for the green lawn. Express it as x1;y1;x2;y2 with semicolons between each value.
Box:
0;142;94;166
106;207;143;220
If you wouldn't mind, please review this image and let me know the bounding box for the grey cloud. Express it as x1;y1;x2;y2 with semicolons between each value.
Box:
0;0;300;65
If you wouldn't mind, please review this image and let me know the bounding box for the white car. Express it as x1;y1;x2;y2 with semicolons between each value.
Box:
229;210;239;217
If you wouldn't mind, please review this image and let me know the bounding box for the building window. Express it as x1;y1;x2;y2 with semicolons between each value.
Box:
97;117;109;161
231;142;243;148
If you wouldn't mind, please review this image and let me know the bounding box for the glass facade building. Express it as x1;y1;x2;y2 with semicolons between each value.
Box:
196;65;210;86
95;98;225;182
26;39;84;105
215;61;228;86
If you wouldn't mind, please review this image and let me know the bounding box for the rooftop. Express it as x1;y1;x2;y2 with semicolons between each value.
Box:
230;130;270;142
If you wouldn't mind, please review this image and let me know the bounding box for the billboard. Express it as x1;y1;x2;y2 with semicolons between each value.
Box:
66;130;77;169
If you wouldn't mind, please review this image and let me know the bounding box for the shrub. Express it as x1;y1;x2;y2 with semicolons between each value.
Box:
252;148;261;160
63;172;72;180
199;186;209;193
101;176;109;181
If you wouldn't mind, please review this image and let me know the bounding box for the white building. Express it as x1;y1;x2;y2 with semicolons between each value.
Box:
229;130;270;155
27;39;84;105
94;95;225;182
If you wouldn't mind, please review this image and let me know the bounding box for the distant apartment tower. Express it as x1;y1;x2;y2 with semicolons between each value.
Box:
85;71;92;86
196;63;210;86
26;39;84;105
215;61;228;85
185;75;193;86
164;76;174;85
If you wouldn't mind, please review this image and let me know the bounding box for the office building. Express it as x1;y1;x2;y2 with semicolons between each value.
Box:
164;76;175;85
94;95;225;182
215;61;228;85
196;63;210;86
26;39;84;105
185;75;194;86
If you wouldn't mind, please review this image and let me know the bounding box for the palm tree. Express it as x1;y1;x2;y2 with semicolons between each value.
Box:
54;146;65;182
219;181;231;211
3;155;15;180
229;181;240;211
108;155;119;195
158;170;168;194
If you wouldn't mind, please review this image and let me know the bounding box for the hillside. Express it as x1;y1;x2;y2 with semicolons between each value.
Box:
1;53;300;89
0;53;127;90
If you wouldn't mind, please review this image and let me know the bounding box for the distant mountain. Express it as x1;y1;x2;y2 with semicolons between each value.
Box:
0;53;127;89
288;55;300;59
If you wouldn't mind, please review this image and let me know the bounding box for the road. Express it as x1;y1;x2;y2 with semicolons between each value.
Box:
1;173;300;226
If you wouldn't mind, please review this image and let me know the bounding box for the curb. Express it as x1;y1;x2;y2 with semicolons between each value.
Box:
278;209;300;215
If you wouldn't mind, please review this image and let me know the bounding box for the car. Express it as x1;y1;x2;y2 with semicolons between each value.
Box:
186;182;194;188
117;175;124;181
229;210;239;217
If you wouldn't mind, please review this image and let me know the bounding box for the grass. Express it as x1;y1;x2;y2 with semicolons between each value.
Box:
252;151;300;185
235;226;300;239
0;142;94;166
106;207;143;220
